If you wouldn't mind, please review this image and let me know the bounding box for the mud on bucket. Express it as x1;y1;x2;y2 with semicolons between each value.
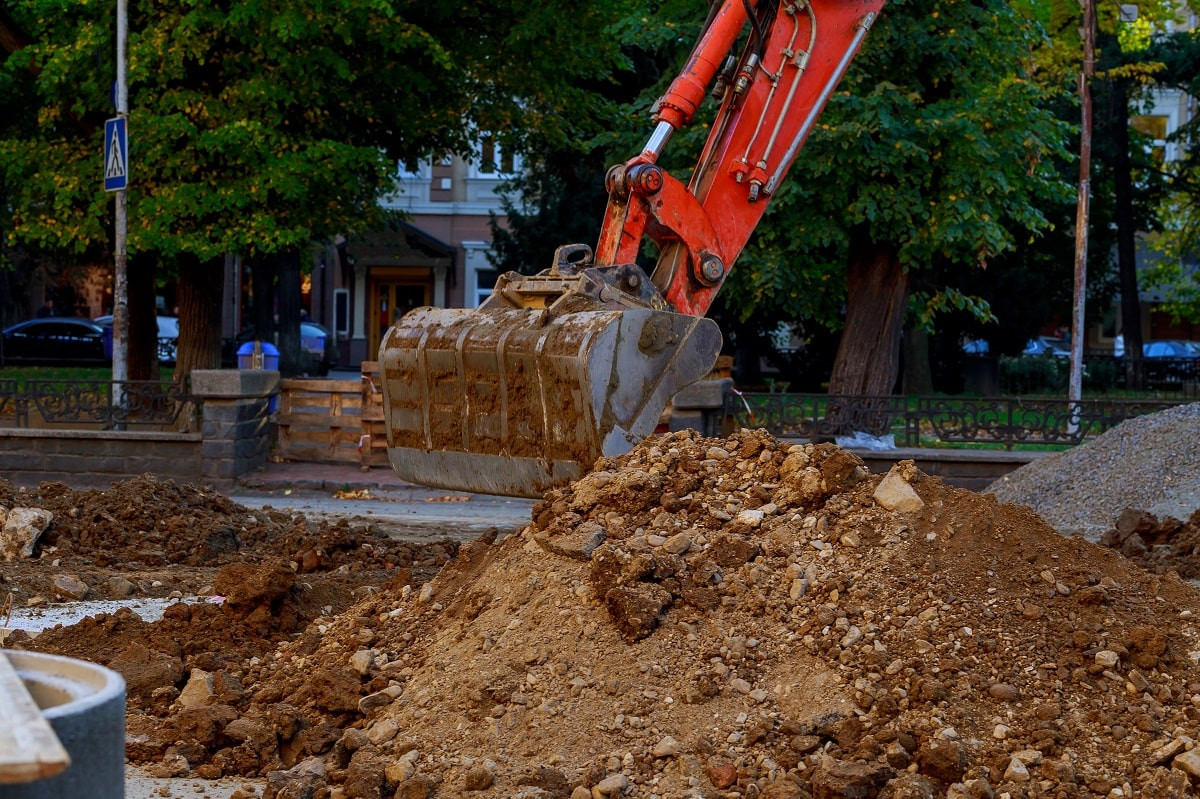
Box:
0;650;125;799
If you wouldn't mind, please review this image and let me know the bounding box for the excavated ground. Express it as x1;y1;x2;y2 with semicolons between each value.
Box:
4;423;1200;798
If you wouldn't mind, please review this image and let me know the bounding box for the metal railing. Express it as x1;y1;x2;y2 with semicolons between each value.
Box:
0;379;194;429
725;392;1183;449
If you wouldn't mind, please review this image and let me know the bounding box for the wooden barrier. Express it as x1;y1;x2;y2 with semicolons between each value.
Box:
275;363;391;467
276;377;367;464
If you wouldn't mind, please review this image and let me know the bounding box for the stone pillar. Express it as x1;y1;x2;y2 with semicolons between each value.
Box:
191;369;280;484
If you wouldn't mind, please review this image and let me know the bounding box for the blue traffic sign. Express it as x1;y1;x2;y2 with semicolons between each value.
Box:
103;117;128;192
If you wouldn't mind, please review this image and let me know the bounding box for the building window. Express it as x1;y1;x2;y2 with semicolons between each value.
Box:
474;134;518;177
475;269;500;306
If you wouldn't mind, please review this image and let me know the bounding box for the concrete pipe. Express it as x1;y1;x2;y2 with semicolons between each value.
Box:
0;650;126;799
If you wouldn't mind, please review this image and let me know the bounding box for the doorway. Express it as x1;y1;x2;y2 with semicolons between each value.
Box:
370;279;429;358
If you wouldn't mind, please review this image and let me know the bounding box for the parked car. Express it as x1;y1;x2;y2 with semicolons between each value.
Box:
1023;336;1071;357
1;318;109;365
223;321;337;375
1142;340;1200;359
93;314;179;363
1140;340;1200;387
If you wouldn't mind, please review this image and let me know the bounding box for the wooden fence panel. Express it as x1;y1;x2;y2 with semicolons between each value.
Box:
276;377;366;464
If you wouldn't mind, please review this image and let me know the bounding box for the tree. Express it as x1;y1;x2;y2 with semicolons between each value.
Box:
722;0;1073;396
1;0;635;376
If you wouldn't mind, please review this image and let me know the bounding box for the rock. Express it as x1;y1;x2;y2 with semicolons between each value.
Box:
987;682;1020;701
604;582;672;641
366;718;399;745
105;575;137;598
358;690;392;715
463;763;494;791
177;669;215;709
50;574;89;600
1172;747;1200;779
350;649;374;676
593;773;628;796
0;507;52;560
1095;650;1121;668
706;763;737;790
916;738;967;783
1150;739;1187;765
652;735;681;757
535;519;608;560
810;757;895;799
1004;757;1030;783
874;467;924;513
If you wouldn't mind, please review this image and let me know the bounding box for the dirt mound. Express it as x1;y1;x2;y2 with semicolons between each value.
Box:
986;402;1200;540
73;430;1200;798
0;474;458;602
2;475;458;723
1100;507;1200;579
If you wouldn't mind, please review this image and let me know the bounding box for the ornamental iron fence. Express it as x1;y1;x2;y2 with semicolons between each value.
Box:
0;379;194;429
725;392;1183;449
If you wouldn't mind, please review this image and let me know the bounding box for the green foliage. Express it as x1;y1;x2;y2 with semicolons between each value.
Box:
726;0;1074;329
1;0;635;262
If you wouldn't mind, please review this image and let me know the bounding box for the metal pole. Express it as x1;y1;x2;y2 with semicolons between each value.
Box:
1069;0;1095;431
112;0;128;415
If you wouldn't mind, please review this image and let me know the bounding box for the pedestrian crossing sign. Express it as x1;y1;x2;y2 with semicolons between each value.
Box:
103;117;128;192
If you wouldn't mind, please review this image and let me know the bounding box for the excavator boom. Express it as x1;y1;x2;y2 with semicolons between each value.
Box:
380;0;884;497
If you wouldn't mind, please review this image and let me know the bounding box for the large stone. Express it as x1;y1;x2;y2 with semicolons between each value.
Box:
0;507;53;560
810;757;895;799
874;467;924;513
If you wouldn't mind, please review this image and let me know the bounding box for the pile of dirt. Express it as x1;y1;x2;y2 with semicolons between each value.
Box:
1;474;459;716
0;474;458;603
1099;508;1200;580
985;402;1200;540
40;431;1200;798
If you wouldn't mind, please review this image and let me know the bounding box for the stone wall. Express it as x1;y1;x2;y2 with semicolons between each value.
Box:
0;370;279;489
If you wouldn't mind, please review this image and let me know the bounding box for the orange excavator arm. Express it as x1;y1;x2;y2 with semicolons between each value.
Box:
596;0;884;315
379;0;884;497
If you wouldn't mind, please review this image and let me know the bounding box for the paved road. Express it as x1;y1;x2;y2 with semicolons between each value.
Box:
230;485;536;542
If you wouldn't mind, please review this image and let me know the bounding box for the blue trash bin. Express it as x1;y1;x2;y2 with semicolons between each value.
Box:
102;326;113;360
235;341;280;413
235;341;280;370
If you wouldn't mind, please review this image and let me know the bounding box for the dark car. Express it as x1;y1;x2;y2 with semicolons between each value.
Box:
1;318;110;365
93;314;179;364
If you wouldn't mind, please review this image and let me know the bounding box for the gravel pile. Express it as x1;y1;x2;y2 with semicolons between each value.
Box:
984;403;1200;540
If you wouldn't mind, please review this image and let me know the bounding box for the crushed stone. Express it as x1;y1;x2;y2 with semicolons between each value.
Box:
984;402;1200;541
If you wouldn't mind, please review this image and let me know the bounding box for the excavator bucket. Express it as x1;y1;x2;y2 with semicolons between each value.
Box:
379;302;721;497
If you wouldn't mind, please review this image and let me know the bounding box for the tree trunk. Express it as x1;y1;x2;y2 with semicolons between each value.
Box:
250;254;275;343
174;253;225;381
126;251;159;381
828;238;909;396
276;250;303;376
1111;78;1143;388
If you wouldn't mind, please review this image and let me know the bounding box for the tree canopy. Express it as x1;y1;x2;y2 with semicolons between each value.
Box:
0;0;636;261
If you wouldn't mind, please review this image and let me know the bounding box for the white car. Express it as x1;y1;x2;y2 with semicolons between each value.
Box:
93;315;179;363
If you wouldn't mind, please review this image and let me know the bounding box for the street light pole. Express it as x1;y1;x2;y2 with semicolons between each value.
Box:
1069;0;1096;427
112;0;128;410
